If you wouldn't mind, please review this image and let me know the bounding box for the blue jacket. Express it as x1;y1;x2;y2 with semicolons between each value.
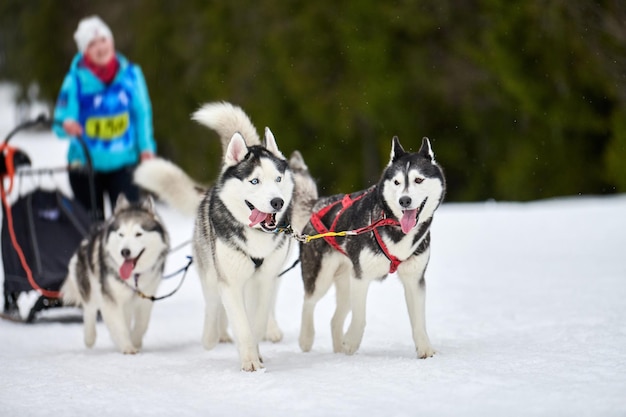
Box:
53;53;156;172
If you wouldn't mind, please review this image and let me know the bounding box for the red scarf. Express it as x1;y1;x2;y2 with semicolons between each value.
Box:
83;54;119;84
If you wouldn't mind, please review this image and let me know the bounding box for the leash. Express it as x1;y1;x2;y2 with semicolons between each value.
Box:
278;258;300;277
125;255;193;302
169;238;192;254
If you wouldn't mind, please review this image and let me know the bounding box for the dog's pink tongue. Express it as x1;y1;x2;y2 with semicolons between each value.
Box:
119;260;135;280
400;209;418;234
249;208;268;227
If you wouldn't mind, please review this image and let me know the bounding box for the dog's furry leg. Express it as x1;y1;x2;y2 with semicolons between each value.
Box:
397;258;435;359
299;296;317;353
219;280;263;372
131;299;154;349
258;279;283;343
61;262;99;348
342;277;372;355
250;275;275;345
201;291;223;350
331;274;351;353
218;304;233;343
100;299;138;354
262;277;283;343
265;310;283;343
299;259;339;352
82;303;98;348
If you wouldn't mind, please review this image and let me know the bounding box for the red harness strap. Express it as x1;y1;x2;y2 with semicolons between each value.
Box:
373;228;402;273
310;193;364;256
310;191;403;273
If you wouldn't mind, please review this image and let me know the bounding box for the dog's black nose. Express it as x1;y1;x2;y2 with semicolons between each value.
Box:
121;248;131;258
399;196;412;208
270;197;284;211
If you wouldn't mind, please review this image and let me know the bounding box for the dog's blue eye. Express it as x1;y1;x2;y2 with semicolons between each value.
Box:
276;176;282;183
250;178;259;185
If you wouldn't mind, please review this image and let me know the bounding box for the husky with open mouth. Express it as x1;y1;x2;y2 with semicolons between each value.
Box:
298;136;445;359
134;102;315;371
61;194;169;354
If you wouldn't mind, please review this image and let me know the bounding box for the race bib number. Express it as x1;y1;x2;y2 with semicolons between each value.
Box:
85;113;129;140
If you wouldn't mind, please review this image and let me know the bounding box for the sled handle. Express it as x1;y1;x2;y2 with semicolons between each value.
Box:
4;115;94;173
3;115;99;222
3;114;50;145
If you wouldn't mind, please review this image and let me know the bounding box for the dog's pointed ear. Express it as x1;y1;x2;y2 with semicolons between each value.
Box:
264;127;285;159
114;193;130;213
389;136;406;164
289;150;308;172
139;195;156;212
418;137;435;161
225;133;248;166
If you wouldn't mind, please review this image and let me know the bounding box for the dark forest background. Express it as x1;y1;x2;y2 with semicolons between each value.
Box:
1;0;625;201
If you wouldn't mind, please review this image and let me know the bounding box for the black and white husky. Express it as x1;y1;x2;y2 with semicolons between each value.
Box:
134;102;316;371
298;136;445;359
61;195;170;354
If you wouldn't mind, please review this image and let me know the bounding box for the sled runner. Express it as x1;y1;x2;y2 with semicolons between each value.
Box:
1;116;94;323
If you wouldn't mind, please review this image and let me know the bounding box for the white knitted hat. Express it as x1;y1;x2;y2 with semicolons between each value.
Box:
73;15;113;53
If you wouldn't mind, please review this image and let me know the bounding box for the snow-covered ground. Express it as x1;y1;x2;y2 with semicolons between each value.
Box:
1;84;625;416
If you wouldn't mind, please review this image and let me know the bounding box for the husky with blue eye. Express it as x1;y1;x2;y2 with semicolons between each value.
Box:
61;194;169;354
298;136;445;359
134;102;316;371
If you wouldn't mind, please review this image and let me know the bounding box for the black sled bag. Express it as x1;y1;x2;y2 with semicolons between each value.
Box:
2;188;91;294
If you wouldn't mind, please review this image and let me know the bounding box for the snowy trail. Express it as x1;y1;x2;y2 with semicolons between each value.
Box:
1;94;625;416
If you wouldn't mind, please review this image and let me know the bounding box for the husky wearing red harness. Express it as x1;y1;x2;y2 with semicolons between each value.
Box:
299;136;445;358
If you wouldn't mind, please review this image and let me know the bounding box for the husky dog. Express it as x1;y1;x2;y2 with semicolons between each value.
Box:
298;136;445;359
61;195;169;354
134;102;314;371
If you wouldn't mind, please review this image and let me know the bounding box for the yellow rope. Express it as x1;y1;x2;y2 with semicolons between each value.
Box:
304;231;349;242
275;226;355;243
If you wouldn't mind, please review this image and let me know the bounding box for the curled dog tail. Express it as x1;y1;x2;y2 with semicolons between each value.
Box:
134;158;205;217
192;101;261;153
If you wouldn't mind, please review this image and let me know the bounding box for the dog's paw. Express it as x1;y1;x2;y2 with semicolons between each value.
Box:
341;341;360;356
122;345;139;355
241;359;264;372
84;336;96;348
341;331;362;355
202;329;220;350
131;338;143;350
417;345;435;359
264;326;283;343
219;334;234;344
298;334;314;352
264;315;283;343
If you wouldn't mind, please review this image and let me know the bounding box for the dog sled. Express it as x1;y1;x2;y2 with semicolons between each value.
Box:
0;116;94;322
